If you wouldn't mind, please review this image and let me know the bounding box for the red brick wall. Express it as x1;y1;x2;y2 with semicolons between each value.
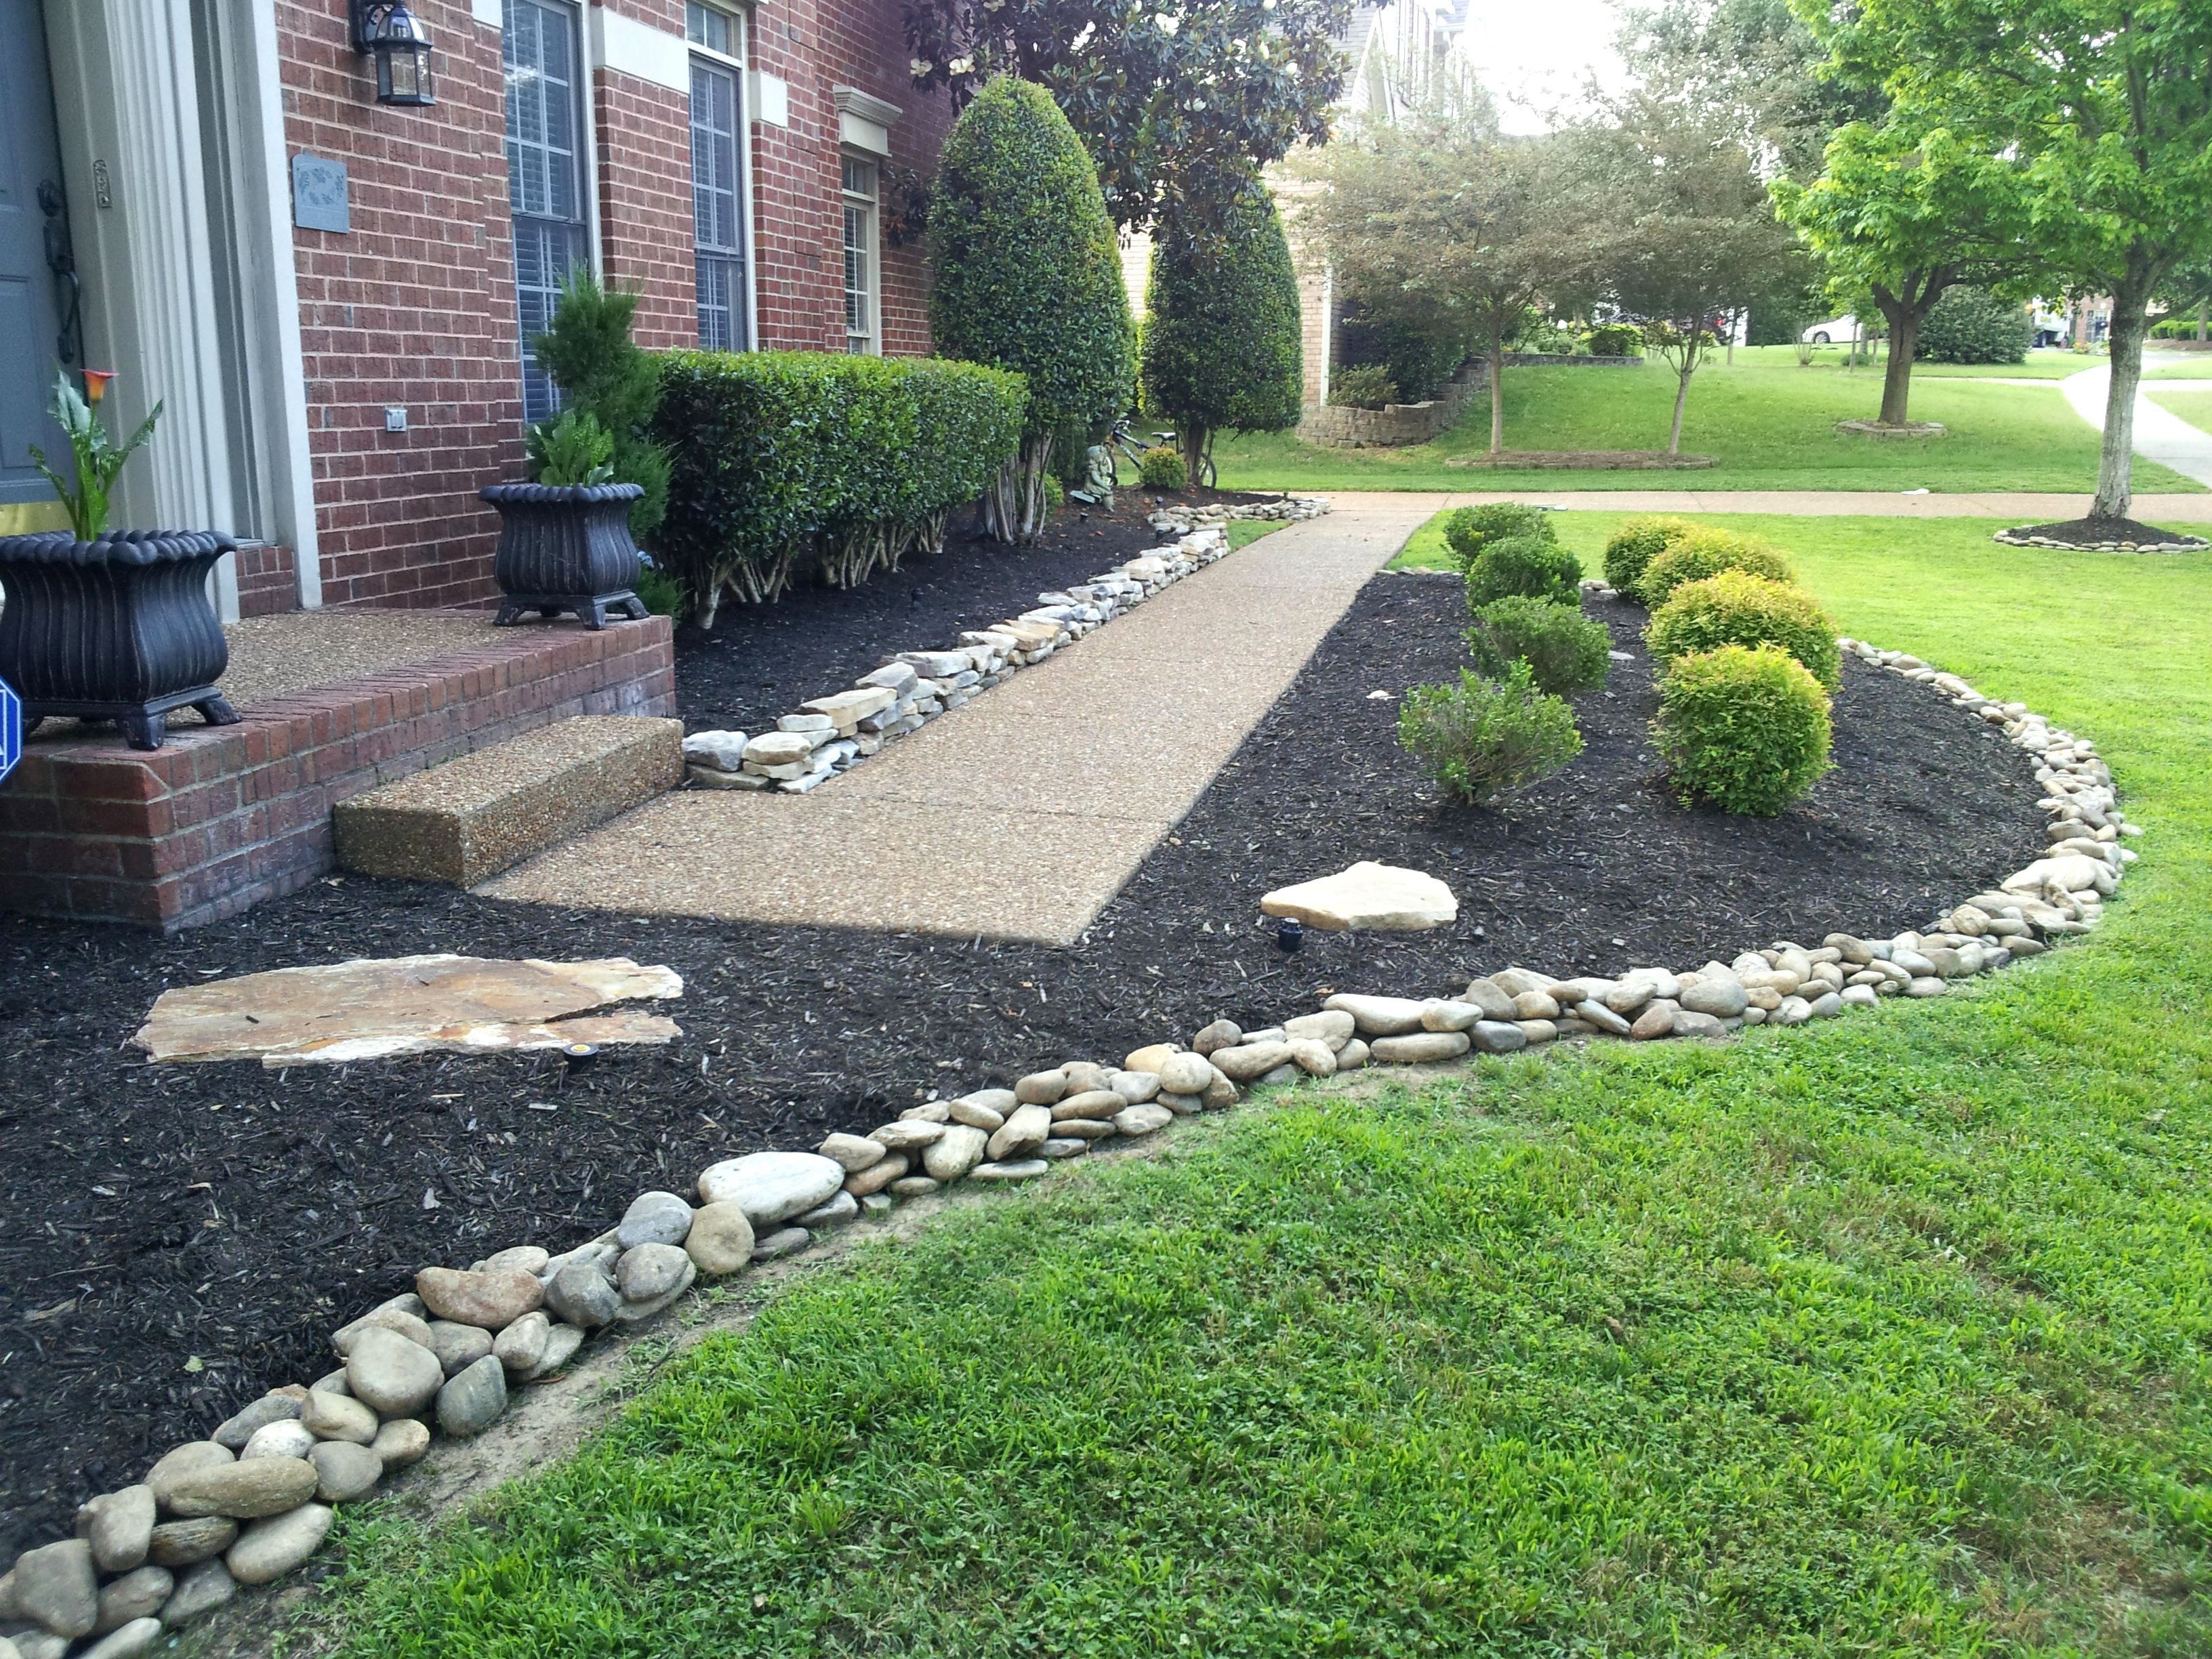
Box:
594;1;697;349
274;0;951;615
236;542;300;619
278;1;521;613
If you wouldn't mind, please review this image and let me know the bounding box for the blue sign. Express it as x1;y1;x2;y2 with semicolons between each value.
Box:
0;677;19;787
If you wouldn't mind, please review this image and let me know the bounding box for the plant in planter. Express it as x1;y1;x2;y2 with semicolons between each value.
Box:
0;369;239;750
481;409;648;630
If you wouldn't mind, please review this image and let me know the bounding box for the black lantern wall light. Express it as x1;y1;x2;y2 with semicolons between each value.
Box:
351;1;436;107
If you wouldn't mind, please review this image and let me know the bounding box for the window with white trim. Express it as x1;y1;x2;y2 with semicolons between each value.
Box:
504;0;591;422
841;152;878;355
687;5;750;351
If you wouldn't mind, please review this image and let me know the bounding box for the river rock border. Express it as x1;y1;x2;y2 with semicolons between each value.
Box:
1993;526;2207;552
0;602;2135;1656
678;497;1332;794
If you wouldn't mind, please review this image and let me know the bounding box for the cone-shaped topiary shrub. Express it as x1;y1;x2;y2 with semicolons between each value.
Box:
1635;527;1795;608
930;76;1132;542
1654;644;1832;815
1646;569;1841;689
1140;178;1303;485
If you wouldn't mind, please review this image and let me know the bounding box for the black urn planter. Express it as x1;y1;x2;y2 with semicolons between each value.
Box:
0;529;241;750
480;481;649;629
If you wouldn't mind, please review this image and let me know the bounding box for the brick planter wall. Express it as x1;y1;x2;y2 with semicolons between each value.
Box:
0;619;675;931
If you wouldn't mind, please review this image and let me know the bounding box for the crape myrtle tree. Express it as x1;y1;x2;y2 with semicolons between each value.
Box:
1305;109;1582;455
1139;173;1303;483
929;77;1133;542
1576;89;1803;453
1807;0;2212;524
903;0;1352;232
1772;118;2029;427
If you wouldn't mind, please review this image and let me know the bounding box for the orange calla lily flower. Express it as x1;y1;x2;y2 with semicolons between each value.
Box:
82;370;117;406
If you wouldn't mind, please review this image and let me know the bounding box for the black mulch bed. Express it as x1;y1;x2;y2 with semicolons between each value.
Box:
2000;514;2209;548
674;489;1279;734
0;569;2052;1553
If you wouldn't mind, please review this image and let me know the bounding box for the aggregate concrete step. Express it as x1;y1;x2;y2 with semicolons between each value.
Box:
334;716;683;886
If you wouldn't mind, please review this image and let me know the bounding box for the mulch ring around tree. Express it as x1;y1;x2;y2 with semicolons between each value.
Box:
1994;515;2210;551
673;487;1288;734
0;568;2053;1555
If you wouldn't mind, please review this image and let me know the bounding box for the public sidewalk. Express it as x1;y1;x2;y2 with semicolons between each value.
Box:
2059;363;2212;489
487;499;1438;943
1368;489;2212;519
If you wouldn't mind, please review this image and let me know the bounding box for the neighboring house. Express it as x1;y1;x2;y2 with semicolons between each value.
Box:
0;0;949;619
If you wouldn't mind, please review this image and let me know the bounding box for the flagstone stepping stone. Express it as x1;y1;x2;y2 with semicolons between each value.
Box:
1261;861;1456;931
697;1151;846;1224
132;954;683;1066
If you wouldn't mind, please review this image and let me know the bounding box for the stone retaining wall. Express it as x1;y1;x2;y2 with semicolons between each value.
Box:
0;621;676;931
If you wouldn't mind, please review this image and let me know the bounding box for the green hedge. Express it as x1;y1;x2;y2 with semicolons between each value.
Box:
653;352;1025;622
1914;287;2032;365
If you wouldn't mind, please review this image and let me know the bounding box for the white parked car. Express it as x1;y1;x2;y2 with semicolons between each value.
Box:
1800;315;1862;345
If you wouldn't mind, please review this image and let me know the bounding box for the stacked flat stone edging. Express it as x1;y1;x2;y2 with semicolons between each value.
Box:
679;499;1330;796
1992;527;2208;552
1;596;2135;1651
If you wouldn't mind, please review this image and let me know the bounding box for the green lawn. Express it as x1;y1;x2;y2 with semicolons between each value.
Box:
308;513;2212;1658
1214;359;2200;495
2150;391;2212;437
2143;355;2212;381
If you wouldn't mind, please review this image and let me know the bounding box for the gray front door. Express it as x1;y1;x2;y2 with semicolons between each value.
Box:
0;0;72;507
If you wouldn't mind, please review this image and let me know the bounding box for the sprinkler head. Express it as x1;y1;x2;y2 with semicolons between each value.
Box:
1275;918;1304;954
561;1041;600;1071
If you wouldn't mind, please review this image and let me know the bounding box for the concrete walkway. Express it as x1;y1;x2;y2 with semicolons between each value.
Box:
2057;363;2212;489
486;500;1438;943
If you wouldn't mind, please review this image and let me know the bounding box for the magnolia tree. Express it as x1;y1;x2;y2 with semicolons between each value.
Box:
1305;115;1582;455
904;0;1351;232
1773;119;2028;427
1140;177;1303;483
1577;90;1803;453
1809;0;2212;524
930;77;1133;541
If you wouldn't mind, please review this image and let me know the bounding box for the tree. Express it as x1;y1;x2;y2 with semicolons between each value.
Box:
1577;92;1803;453
1140;176;1303;483
1809;0;2212;523
1305;113;1584;455
930;77;1133;542
1771;119;2028;426
904;0;1351;232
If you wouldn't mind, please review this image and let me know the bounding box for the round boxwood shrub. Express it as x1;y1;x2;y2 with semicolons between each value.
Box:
1137;445;1187;491
930;76;1133;539
1398;661;1584;804
1601;514;1697;595
1140;181;1303;485
1654;644;1833;815
1635;528;1794;608
1465;531;1582;608
1467;595;1612;695
1443;502;1555;574
1914;286;2032;365
1585;322;1645;358
1646;569;1841;689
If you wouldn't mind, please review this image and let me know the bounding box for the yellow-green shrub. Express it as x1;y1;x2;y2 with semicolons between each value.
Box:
1635;528;1794;607
1645;569;1841;689
1654;644;1832;815
1601;515;1698;594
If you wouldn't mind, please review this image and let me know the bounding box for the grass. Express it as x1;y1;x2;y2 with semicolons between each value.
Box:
1223;519;1285;551
309;512;2212;1657
2150;391;2212;437
2142;356;2212;381
1214;358;2201;495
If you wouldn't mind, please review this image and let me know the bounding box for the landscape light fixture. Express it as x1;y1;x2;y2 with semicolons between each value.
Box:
1275;918;1304;954
351;1;435;107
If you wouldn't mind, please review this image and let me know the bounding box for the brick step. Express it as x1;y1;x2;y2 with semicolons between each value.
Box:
334;716;682;886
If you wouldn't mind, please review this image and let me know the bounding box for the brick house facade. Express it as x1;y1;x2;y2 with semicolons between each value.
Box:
0;0;951;621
